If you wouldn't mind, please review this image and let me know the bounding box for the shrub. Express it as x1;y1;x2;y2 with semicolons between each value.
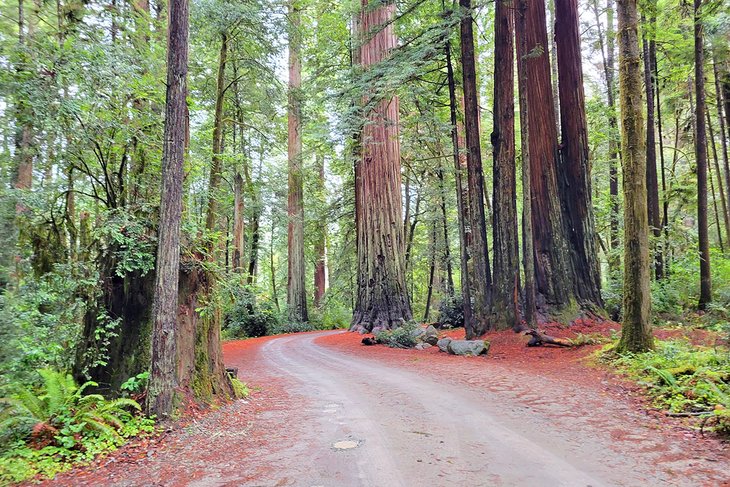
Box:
270;322;316;335
437;295;464;329
0;369;154;483
224;287;280;338
375;322;420;349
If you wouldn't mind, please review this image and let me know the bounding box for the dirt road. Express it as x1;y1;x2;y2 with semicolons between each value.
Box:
52;331;728;486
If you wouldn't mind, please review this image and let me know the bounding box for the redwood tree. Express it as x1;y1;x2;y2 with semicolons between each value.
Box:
147;0;189;418
351;0;412;333
491;0;520;330
615;0;653;352
460;0;491;337
555;0;603;309
515;0;573;313
287;0;308;323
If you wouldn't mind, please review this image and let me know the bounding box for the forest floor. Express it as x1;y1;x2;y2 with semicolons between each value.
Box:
43;326;729;487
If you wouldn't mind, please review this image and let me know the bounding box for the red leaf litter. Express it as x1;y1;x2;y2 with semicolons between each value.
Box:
42;324;729;486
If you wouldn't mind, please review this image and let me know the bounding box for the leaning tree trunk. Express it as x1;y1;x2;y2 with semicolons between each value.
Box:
313;154;327;308
287;0;308;323
515;0;574;316
147;0;189;418
205;32;227;233
694;0;712;309
555;0;604;310
491;0;521;331
615;0;653;352
231;172;245;272
459;0;492;337
351;0;412;333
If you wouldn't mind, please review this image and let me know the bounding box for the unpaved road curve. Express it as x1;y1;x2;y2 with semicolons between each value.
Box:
50;331;728;487
235;332;725;487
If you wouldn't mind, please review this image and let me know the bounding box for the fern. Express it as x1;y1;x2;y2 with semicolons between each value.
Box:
646;366;678;387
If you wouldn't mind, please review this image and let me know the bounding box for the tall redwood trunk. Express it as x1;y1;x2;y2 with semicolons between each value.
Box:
491;0;520;330
615;0;653;352
515;0;573;312
147;0;189;418
313;154;327;308
459;0;491;337
517;0;537;328
351;0;411;333
287;0;308;323
555;0;603;309
694;0;711;309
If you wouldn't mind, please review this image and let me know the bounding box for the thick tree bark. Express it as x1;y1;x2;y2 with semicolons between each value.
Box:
517;0;536;328
642;22;663;279
287;0;308;323
459;0;492;337
694;0;712;309
147;0;189;418
515;0;573;313
313;154;327;308
615;0;653;352
491;0;520;331
232;172;245;272
444;21;474;333
555;0;603;309
205;33;228;233
351;0;412;333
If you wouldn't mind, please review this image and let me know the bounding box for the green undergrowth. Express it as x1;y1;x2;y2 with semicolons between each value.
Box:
602;340;730;434
0;369;156;484
375;322;420;349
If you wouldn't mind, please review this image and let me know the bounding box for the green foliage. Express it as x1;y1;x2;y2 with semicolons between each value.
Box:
568;333;611;347
270;322;316;335
223;287;280;338
94;209;157;278
0;369;154;483
437;295;464;329
375;322;420;349
120;371;150;395
605;340;730;432
230;378;250;399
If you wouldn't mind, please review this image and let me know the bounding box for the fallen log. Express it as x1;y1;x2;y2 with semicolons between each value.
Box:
524;329;573;347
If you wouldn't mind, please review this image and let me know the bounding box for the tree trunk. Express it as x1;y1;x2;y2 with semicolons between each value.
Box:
436;162;454;296
517;0;536;328
287;0;308;323
555;0;603;309
147;0;189;418
459;0;491;337
713;55;730;239
515;0;573;314
313;154;327;308
707;111;728;248
654;42;668;278
615;0;653;353
642;25;663;280
204;33;228;234
491;0;520;331
232;172;245;272
694;0;712;309
444;17;474;334
707;137;725;251
351;0;412;333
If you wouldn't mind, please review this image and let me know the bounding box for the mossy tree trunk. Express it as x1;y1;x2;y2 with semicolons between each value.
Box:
615;0;653;353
